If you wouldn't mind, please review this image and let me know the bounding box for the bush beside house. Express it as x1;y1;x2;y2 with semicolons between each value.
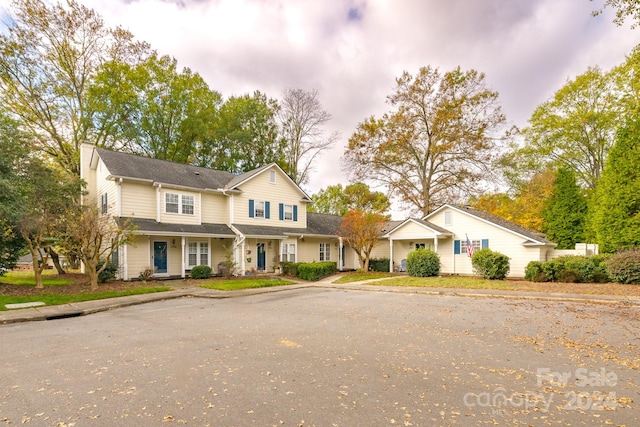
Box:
406;248;440;277
525;254;612;283
471;249;510;280
605;249;640;284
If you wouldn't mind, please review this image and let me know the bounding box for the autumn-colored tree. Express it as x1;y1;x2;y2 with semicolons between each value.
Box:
309;182;390;216
59;204;136;289
279;88;338;186
469;168;556;232
340;210;386;271
343;66;507;216
0;0;149;176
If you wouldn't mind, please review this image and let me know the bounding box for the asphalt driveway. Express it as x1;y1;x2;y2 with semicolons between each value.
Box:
1;287;639;426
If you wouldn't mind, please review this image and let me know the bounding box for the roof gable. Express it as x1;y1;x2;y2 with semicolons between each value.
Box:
225;163;311;201
383;218;452;238
427;204;554;245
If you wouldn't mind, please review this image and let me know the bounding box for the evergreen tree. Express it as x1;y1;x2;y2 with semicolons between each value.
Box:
541;167;587;249
590;117;640;252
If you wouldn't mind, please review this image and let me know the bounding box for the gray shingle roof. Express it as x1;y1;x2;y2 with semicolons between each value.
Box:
232;212;344;238
433;204;554;244
124;217;235;237
96;148;235;190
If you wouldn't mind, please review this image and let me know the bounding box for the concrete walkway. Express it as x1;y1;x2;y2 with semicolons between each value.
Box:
2;275;639;325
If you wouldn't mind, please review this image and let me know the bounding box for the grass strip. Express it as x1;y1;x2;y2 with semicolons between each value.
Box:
0;287;171;311
199;278;296;291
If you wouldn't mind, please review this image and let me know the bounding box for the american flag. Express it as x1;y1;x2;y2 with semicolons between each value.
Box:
466;235;474;257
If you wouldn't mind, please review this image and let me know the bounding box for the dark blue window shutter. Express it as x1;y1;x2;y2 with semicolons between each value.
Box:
279;203;284;220
249;199;254;218
454;240;461;254
265;201;270;219
293;205;298;222
481;239;489;249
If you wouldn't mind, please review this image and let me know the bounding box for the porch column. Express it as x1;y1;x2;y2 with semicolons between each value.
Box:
123;243;129;280
338;237;343;271
181;236;186;278
389;239;394;273
434;235;438;252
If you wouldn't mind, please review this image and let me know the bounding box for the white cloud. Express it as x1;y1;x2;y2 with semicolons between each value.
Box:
3;0;639;216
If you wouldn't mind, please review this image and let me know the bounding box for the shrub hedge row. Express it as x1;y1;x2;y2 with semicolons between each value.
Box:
369;258;390;272
525;255;611;283
280;261;337;281
605;248;640;284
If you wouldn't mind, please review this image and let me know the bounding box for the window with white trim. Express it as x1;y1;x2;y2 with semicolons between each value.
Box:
319;243;331;261
255;201;265;218
188;242;209;267
284;204;293;221
461;239;481;254
269;170;276;184
281;243;296;263
165;192;194;215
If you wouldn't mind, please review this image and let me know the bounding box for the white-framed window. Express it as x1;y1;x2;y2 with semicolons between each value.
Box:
165;192;195;215
188;241;209;267
284;204;293;221
269;170;276;184
415;243;426;250
281;243;296;263
319;243;331;261
444;211;452;226
461;239;481;254
255;200;265;218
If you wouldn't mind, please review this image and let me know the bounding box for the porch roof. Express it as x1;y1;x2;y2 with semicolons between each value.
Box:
382;218;453;238
123;217;235;237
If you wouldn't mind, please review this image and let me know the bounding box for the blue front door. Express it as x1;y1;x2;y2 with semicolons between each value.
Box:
257;243;266;271
153;241;168;274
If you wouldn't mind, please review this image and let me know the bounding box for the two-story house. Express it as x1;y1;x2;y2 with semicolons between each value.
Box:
80;144;357;280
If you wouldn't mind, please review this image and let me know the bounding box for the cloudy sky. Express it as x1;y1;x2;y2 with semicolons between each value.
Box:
4;0;640;214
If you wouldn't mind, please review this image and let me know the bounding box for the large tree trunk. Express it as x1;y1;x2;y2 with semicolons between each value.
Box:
86;265;99;290
46;247;66;275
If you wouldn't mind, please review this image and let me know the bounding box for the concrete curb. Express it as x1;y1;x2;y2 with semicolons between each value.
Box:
1;280;638;325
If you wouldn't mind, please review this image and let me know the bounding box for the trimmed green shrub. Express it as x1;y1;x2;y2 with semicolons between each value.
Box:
606;248;640;284
524;261;547;282
97;260;118;283
406;248;440;277
562;255;596;283
471;248;510;280
296;262;337;281
540;257;566;282
190;265;212;279
280;262;300;277
369;258;390;272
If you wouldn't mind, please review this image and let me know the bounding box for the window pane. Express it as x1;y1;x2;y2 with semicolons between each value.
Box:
284;204;293;220
166;193;179;213
182;195;194;215
200;243;208;265
255;201;265;218
188;242;197;266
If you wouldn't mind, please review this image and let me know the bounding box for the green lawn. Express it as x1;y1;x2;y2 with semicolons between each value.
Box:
1;270;74;287
0;287;172;311
334;273;519;290
332;272;398;283
199;278;296;291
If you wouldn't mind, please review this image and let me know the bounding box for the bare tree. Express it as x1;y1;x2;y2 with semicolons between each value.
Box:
60;204;136;290
279;88;338;186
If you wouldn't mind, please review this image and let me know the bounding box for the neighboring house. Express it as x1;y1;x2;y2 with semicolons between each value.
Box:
80;145;358;280
382;204;558;277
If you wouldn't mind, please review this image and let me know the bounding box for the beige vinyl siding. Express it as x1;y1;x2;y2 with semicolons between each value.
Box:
428;208;543;278
121;182;156;219
159;189;201;225
296;238;339;263
81;144;98;205
202;193;228;224
126;236;152;279
233;167;307;228
96;160;118;216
